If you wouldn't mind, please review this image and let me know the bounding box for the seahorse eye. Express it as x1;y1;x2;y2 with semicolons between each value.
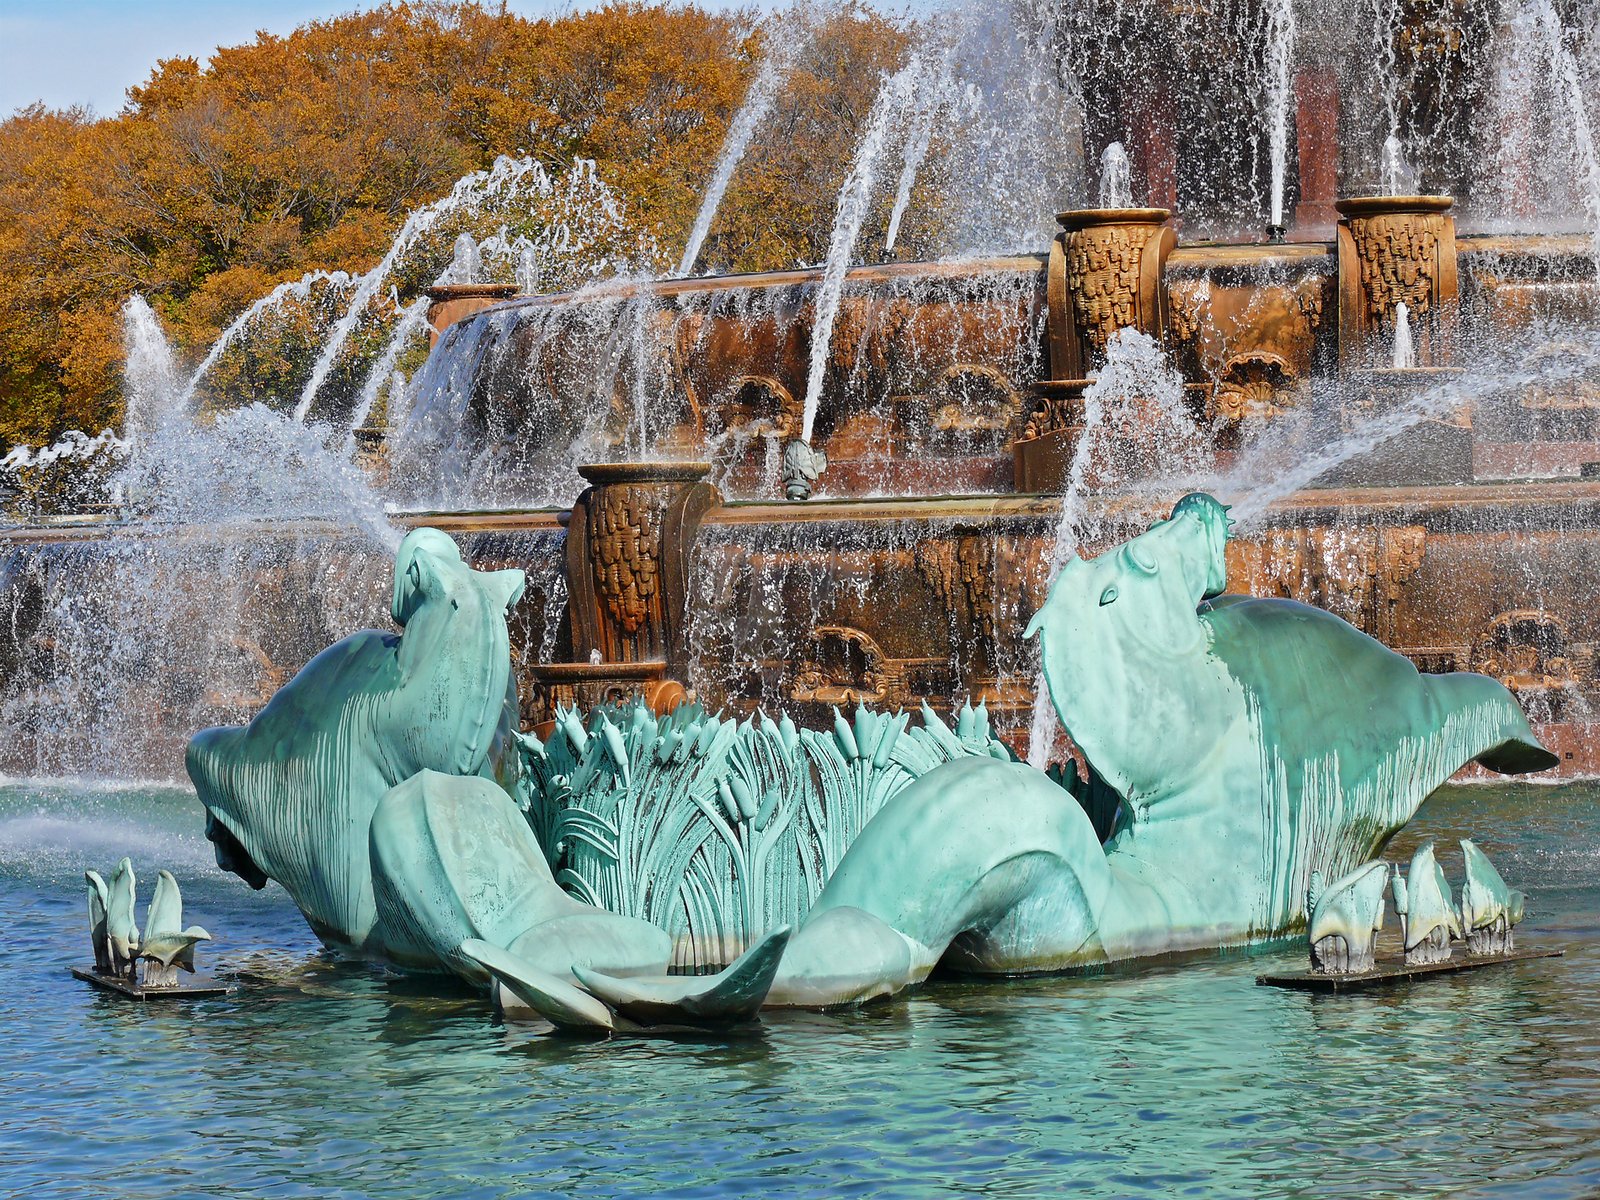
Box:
1099;585;1119;607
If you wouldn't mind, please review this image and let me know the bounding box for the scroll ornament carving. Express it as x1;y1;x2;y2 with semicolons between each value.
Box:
791;626;902;706
591;484;662;635
1211;352;1295;423
1022;393;1083;440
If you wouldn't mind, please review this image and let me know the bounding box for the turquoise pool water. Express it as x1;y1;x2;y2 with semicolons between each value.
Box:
2;779;1596;1198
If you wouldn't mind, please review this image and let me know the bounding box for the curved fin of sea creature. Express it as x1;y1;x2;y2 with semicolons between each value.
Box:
572;925;792;1028
458;938;615;1032
106;858;140;975
85;870;111;973
144;870;185;937
139;929;212;971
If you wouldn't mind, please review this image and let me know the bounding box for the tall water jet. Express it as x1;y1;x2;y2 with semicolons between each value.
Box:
678;37;796;276
347;297;431;440
1392;301;1415;369
292;156;550;423
1520;0;1600;277
183;270;351;408
1381;134;1409;197
789;57;925;498
120;296;181;443
1262;0;1298;240
884;54;963;255
1098;142;1133;209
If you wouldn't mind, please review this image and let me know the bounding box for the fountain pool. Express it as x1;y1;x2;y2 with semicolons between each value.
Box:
2;778;1596;1197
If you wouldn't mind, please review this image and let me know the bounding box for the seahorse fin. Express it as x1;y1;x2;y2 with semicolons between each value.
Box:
458;938;614;1031
572;925;790;1028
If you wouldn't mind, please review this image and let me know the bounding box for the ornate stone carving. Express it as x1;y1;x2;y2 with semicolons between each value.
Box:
1067;226;1145;357
591;483;660;636
566;462;719;666
1348;216;1440;329
916;535;998;642
1470;610;1581;689
1211;351;1296;424
1232;523;1427;643
1047;208;1175;381
791;626;903;707
1335;196;1458;370
927;365;1021;435
1022;387;1085;441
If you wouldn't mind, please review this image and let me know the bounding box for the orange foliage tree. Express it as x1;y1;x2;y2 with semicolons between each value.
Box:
0;1;912;453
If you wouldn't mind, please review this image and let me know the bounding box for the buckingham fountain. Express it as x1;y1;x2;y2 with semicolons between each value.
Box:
2;0;1599;1073
5;3;1600;1191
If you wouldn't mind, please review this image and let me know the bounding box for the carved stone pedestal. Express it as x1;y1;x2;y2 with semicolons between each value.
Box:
1336;196;1458;371
1015;207;1177;494
1047;207;1176;382
525;661;686;733
555;462;717;710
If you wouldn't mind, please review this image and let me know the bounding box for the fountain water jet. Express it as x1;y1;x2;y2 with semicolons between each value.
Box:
678;34;798;277
121;297;181;443
1098;142;1133;209
1261;0;1298;239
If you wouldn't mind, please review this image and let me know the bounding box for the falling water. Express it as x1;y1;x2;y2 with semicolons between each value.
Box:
678;39;796;276
346;296;432;439
800;59;925;445
1392;301;1415;369
1262;0;1298;231
1098;142;1133;208
1220;330;1600;523
293;156;550;423
183;270;351;406
1522;0;1600;276
884;55;964;254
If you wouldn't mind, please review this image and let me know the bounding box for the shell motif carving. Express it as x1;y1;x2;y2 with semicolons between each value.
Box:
1022;393;1084;440
1066;225;1145;358
1347;214;1440;329
591;483;662;636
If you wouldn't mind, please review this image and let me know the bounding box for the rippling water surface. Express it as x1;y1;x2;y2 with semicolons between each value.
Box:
2;779;1596;1198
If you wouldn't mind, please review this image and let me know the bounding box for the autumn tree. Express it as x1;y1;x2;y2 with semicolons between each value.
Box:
0;1;911;455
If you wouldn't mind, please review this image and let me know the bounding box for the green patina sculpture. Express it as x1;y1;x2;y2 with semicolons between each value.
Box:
104;858;140;979
516;696;1011;970
189;527;526;950
1393;840;1464;964
707;492;1555;1009
139;870;213;987
1459;839;1525;954
84;859;210;986
188;527;786;1027
188;498;1555;1029
1307;861;1389;974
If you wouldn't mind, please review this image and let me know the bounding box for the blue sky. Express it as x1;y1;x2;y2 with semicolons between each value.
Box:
0;0;775;118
